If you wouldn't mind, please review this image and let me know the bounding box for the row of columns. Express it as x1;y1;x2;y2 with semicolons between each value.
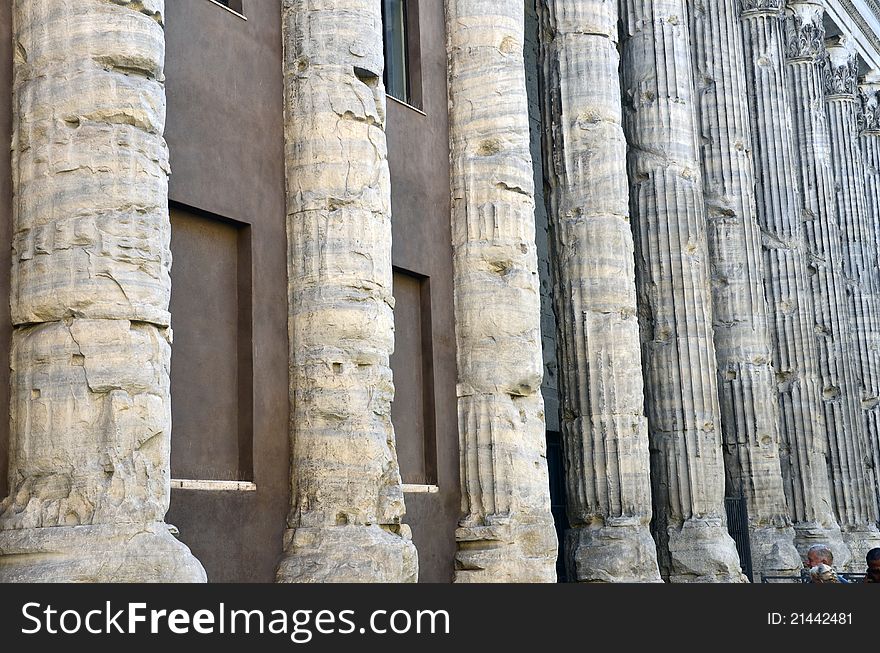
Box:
2;0;880;582
744;0;848;565
530;0;880;580
690;0;800;575
780;1;854;565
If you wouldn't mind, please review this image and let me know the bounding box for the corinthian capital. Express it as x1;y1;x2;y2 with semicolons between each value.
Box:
860;72;880;133
741;0;784;16
824;36;860;98
784;2;825;62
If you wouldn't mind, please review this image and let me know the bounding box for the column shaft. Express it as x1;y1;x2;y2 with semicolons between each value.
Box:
859;82;880;524
620;0;745;582
739;0;845;563
537;0;661;583
447;0;557;582
0;0;205;582
689;0;800;576
276;0;417;583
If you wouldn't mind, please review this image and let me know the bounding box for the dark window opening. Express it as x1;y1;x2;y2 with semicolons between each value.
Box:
212;0;244;15
382;0;423;109
725;496;754;582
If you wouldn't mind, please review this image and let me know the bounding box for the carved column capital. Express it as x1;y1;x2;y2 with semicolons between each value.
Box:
784;2;825;62
859;83;880;135
740;0;784;18
824;37;860;98
860;75;880;133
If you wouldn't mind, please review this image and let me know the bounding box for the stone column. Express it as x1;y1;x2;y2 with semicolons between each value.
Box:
739;0;846;565
688;0;801;577
859;76;880;524
447;0;557;583
536;0;661;583
620;0;745;583
0;0;205;582
276;0;417;583
822;35;880;559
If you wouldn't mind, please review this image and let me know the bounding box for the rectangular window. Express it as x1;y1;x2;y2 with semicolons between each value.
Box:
382;0;422;109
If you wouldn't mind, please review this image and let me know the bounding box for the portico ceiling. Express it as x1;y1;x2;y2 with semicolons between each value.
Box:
827;0;880;72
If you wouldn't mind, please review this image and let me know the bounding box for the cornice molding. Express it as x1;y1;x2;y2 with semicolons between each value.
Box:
834;0;880;66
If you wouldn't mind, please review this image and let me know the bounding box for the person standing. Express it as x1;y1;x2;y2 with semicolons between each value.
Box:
865;548;880;583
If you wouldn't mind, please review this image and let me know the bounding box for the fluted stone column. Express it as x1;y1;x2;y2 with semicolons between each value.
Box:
859;76;880;524
620;0;745;583
781;4;862;570
688;0;801;577
822;35;880;559
447;0;557;583
537;0;661;583
739;0;846;564
0;0;206;582
276;0;418;583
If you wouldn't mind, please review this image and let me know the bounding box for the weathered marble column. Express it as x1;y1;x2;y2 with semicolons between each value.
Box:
859;76;880;524
447;0;557;583
739;0;846;565
0;0;206;582
783;8;864;569
536;0;661;583
822;34;880;559
688;0;801;577
620;0;745;583
276;0;418;583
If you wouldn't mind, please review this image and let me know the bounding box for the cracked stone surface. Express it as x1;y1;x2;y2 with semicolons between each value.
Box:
740;0;847;567
536;0;660;583
619;0;745;583
0;0;205;582
447;0;557;583
276;0;417;583
859;78;880;529
689;0;801;578
786;2;873;568
821;34;880;563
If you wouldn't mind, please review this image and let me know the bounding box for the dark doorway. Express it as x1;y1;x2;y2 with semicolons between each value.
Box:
546;431;569;582
725;496;754;582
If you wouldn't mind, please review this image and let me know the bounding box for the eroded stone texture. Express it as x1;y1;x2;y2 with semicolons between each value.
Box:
739;0;847;567
0;0;205;582
276;0;417;583
447;0;557;582
859;76;880;525
688;0;801;578
783;4;864;571
536;0;660;583
821;35;880;562
620;0;745;583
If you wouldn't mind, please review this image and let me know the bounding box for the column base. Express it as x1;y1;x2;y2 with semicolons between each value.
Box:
840;527;880;572
666;519;748;583
792;521;852;571
276;525;418;583
749;525;803;579
454;519;557;583
0;523;206;583
566;520;662;583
